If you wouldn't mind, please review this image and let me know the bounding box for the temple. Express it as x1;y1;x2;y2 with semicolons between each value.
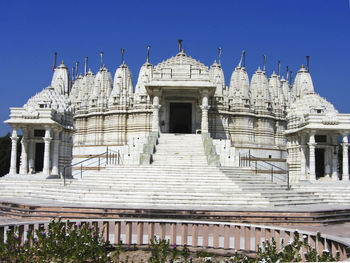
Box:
4;45;350;185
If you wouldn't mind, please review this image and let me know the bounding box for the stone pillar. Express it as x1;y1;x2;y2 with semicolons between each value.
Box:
51;130;60;176
332;135;338;180
9;128;18;174
300;135;307;181
19;128;28;174
308;132;316;181
152;94;160;132
342;133;349;181
201;90;209;133
43;128;52;177
28;137;35;174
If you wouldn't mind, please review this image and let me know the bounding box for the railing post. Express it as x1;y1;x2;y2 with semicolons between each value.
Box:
170;223;176;245
137;222;144;245
248;150;251;166
106;147;109;165
63;166;66;186
255;227;261;252
213;224;219;249
224;225;230;249
114;221;121;245
148;223;155;244
125;222;132;245
271;166;274;182
245;226;251;251
235;225;241;251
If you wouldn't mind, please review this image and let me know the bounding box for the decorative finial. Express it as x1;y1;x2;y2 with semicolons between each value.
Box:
84;57;88;75
218;47;222;65
301;64;304;68
239;50;246;67
121;48;125;64
178;39;183;52
263;55;267;72
306;56;310;72
75;61;79;78
278;60;281;76
100;52;104;68
61;60;64;65
146;45;151;63
52;52;57;72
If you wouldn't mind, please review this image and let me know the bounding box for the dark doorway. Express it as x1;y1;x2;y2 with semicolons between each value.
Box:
35;143;44;172
315;148;325;179
169;103;192;133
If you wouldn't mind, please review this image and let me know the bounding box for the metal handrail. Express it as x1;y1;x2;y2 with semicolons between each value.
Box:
63;148;123;186
239;150;290;190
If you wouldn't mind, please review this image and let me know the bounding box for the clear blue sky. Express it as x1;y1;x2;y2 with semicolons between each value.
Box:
0;0;349;135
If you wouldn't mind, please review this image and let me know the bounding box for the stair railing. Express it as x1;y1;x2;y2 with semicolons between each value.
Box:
239;150;290;190
63;147;122;186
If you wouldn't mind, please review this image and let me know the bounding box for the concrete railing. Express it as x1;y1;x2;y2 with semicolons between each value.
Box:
0;219;349;261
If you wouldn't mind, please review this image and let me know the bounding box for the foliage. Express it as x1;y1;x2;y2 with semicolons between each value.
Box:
0;224;342;262
0;218;116;263
256;231;339;263
0;133;21;176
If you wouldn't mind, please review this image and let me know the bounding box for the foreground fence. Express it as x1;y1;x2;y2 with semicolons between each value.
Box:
1;219;349;260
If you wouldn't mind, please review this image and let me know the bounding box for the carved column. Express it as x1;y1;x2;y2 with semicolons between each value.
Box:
51;130;60;176
9;128;18;174
201;90;209;133
332;135;338;180
342;133;349;181
308;132;316;181
19;128;28;174
300;134;307;181
43;128;52;177
152;94;160;132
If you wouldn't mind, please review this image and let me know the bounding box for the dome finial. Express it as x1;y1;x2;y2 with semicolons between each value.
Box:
178;39;183;52
146;45;151;63
301;64;304;69
218;47;222;65
100;52;104;69
61;60;64;65
121;48;125;64
52;52;57;72
238;50;246;67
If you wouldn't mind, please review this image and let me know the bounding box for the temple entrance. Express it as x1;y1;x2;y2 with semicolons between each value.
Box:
169;103;192;133
35;143;44;172
315;148;325;179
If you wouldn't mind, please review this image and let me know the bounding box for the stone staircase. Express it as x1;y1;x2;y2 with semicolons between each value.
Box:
151;134;208;166
292;181;350;205
0;133;333;209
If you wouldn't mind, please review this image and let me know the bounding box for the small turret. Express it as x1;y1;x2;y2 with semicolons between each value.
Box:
51;61;71;96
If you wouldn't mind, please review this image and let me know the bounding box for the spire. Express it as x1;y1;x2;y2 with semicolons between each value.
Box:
286;66;289;81
72;66;75;81
306;55;310;72
263;54;267;72
84;57;88;75
146;45;150;63
75;61;79;79
290;71;293;85
278;60;281;76
121;48;125;64
100;51;104;68
178;39;183;52
218;47;222;65
238;50;246;67
52;52;57;72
